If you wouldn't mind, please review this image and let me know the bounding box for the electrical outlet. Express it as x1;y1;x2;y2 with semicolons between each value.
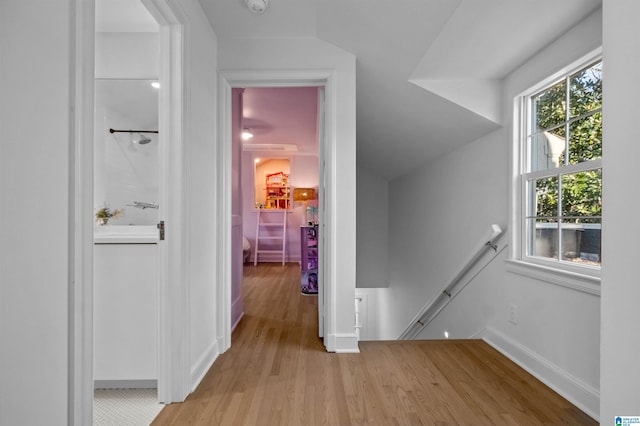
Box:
508;303;518;325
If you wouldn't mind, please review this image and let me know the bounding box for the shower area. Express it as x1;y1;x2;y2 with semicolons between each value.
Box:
95;79;159;229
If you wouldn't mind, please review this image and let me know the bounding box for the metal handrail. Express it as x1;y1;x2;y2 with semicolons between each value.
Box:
399;224;503;340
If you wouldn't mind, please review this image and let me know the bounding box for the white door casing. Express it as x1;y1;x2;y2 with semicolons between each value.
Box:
218;71;337;352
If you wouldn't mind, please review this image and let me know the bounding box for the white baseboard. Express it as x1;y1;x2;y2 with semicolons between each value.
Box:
190;340;220;392
326;333;360;353
481;326;599;421
232;311;245;332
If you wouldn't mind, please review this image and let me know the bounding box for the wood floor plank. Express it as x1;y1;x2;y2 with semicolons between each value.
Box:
152;263;596;426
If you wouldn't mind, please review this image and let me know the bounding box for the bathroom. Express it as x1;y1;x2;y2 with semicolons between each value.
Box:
93;0;163;423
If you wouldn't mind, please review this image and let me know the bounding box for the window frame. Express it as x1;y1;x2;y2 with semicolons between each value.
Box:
509;49;602;293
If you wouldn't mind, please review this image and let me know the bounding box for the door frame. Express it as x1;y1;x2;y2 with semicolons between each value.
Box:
142;0;190;404
72;1;188;424
218;71;337;351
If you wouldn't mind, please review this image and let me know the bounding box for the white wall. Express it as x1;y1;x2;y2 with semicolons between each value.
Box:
179;0;221;389
359;8;603;419
0;0;220;421
600;0;640;420
0;1;73;424
356;166;389;288
358;128;508;339
95;32;160;79
219;37;358;352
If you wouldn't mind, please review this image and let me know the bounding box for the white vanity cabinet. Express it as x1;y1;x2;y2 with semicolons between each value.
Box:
94;228;158;388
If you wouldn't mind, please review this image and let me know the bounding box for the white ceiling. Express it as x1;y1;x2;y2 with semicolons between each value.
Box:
200;0;601;180
97;0;602;180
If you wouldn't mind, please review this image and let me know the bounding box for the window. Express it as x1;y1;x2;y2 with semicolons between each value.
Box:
516;55;602;277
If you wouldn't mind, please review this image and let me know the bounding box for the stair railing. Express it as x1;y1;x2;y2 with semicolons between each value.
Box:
399;224;504;340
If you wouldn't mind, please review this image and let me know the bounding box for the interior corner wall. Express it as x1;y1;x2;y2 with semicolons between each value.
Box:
384;128;508;339
178;0;221;389
356;166;389;288
0;1;73;424
600;0;640;420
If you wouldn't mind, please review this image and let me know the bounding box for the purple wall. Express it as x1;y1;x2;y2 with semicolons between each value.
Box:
231;88;244;328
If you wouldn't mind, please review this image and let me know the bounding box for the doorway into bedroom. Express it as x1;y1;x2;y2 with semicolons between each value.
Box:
231;86;322;336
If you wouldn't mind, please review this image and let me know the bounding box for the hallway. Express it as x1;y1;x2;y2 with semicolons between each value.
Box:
152;263;594;425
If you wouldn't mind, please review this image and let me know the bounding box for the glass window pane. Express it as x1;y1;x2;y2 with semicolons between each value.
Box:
532;176;558;218
528;218;558;260
533;80;566;132
569;62;602;118
560;219;601;266
568;111;602;164
561;169;602;218
529;130;566;172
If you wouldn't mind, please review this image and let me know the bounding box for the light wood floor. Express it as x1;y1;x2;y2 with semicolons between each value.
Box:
152;263;595;425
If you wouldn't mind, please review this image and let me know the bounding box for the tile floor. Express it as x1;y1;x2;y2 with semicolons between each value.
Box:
94;388;163;426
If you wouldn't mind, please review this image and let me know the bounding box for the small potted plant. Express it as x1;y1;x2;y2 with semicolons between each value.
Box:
95;204;124;225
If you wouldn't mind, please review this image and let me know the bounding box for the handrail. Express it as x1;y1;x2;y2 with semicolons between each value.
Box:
399;224;503;340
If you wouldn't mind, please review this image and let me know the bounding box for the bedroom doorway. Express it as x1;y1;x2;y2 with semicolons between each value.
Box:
232;86;323;334
219;71;336;352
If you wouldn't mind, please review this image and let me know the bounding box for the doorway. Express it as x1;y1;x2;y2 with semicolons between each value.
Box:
233;87;322;334
77;0;186;424
93;1;163;423
219;72;336;352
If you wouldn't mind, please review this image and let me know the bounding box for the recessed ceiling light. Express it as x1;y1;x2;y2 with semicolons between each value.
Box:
242;130;254;140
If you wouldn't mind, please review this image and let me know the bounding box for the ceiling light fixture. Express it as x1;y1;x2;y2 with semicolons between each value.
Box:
245;0;268;14
241;129;254;140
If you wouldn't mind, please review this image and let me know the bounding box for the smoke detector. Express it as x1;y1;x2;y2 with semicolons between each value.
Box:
245;0;268;14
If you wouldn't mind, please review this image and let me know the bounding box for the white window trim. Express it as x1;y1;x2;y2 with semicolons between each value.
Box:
509;48;602;294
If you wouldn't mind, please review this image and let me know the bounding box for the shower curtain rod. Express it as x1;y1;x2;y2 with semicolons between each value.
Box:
109;128;159;134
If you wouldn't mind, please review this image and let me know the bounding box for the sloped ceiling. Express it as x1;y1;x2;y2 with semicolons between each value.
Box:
203;0;602;179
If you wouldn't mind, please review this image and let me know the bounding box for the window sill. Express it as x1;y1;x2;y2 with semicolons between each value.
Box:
505;259;600;296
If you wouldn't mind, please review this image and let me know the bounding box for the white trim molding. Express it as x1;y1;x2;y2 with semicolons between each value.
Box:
218;69;339;354
481;327;600;421
509;48;603;290
506;259;600;296
190;341;220;392
144;0;191;404
326;333;360;354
